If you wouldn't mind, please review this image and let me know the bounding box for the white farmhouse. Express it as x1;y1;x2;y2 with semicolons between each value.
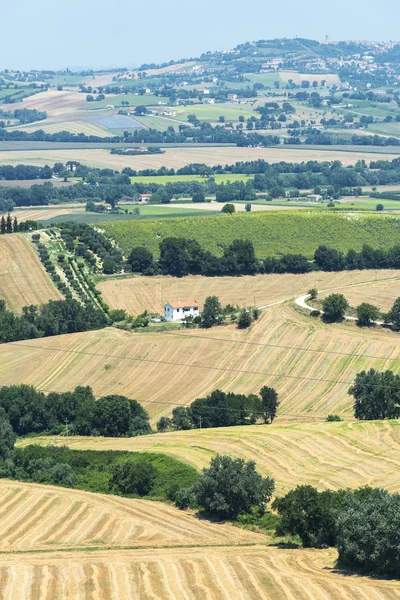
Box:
164;301;199;322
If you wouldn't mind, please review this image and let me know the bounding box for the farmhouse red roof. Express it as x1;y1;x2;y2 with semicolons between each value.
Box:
167;301;198;308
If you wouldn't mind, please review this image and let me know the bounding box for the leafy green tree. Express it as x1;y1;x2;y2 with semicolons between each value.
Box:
376;203;384;211
245;203;252;212
349;369;400;420
192;455;274;519
156;416;172;432
93;395;150;437
128;246;154;273
385;297;400;331
336;488;400;577
192;190;205;203
322;293;349;322
237;309;252;329
260;386;279;423
314;246;345;271
221;203;235;214
223;239;259;275
356;303;379;326
274;485;344;547
200;296;223;329
171;407;193;430
110;458;157;496
134;105;148;115
0;408;15;460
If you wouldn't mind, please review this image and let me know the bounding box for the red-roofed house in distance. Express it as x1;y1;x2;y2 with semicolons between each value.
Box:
164;301;199;322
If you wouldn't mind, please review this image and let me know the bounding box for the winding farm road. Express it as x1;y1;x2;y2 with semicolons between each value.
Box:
295;293;386;325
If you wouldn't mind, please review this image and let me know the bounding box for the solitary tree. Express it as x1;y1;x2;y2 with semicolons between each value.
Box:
260;386;279;423
322;294;348;322
356;303;379;326
192;454;275;519
200;296;222;329
222;203;235;214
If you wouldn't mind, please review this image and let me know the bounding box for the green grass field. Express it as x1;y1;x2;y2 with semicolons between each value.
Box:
82;94;170;110
172;103;256;122
130;173;253;184
133;114;182;131
98;210;400;258
223;72;282;89
47;74;86;86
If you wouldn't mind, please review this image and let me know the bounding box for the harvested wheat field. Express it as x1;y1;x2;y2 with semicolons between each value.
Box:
279;70;340;85
14;205;85;222
3;293;400;422
319;276;400;312
15;119;114;137
0;480;260;552
0;235;61;311
0;147;397;171
2;90;86;119
98;269;400;315
27;420;400;496
1;543;400;600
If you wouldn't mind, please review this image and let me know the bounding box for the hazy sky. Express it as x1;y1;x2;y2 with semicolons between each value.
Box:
2;0;398;71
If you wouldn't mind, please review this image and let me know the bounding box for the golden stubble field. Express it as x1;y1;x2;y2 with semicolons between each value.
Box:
0;235;61;311
98;269;400;315
25;420;400;496
2;90;86;119
0;147;397;170
1;479;400;599
3;280;400;423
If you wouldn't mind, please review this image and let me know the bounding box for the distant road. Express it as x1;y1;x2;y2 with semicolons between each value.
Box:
0;141;236;152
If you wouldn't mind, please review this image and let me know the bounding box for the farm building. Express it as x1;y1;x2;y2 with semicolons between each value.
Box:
104;203;112;211
138;194;152;204
164;301;199;322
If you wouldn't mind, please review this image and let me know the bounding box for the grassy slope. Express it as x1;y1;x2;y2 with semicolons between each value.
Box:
99;211;400;258
19;419;400;496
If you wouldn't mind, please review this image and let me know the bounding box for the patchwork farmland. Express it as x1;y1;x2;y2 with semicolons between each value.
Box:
0;146;398;171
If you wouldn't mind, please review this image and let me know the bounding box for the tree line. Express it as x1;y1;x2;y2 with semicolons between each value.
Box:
0;298;107;343
0;384;150;437
127;239;400;278
3;156;400;207
157;386;279;432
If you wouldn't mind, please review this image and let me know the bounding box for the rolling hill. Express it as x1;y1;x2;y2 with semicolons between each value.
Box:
2;296;400;423
99;211;400;259
22;419;400;496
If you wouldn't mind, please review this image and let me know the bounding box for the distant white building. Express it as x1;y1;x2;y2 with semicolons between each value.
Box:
164;301;199;322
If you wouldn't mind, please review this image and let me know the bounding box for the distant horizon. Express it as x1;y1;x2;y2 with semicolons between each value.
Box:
2;36;400;73
2;0;399;71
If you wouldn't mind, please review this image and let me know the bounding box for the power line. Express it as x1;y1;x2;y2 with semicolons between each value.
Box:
4;315;400;364
0;382;352;421
4;338;400;393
